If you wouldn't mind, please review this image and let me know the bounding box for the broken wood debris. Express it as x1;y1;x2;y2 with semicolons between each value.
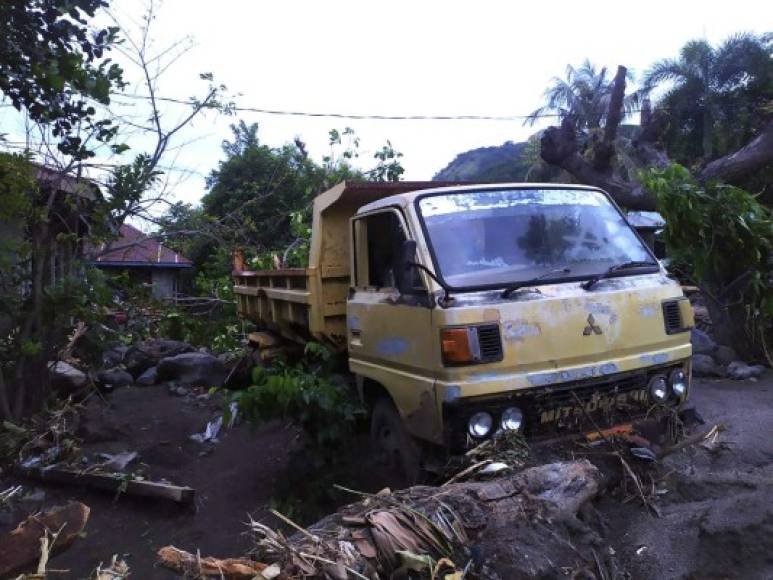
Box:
157;546;275;579
93;555;130;580
249;461;601;579
1;484;23;506
0;502;90;577
17;464;195;504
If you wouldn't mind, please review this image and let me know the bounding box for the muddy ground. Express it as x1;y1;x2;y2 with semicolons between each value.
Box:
1;372;772;579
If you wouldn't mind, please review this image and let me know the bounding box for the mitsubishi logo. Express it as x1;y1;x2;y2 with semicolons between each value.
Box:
583;314;603;336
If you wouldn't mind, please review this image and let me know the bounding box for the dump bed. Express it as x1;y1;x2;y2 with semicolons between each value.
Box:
233;181;461;350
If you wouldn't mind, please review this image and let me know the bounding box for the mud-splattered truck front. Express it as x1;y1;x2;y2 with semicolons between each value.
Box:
233;182;693;471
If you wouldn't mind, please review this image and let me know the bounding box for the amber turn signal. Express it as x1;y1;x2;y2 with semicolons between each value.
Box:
441;327;475;364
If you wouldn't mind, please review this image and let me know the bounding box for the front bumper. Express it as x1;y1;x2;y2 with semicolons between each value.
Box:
442;361;690;450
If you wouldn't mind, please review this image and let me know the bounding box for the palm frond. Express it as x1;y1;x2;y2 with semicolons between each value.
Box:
642;59;692;91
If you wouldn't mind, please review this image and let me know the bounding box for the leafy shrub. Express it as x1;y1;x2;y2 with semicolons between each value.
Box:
641;163;772;358
230;346;364;460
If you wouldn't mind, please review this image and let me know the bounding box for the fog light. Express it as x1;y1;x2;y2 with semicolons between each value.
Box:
648;375;669;403
500;407;523;431
468;412;493;438
670;369;687;400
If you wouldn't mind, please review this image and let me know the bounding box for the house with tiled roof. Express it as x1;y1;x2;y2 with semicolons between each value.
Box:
91;224;192;299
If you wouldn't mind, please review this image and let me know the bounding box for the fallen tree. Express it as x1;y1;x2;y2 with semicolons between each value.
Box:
247;460;605;579
538;65;773;212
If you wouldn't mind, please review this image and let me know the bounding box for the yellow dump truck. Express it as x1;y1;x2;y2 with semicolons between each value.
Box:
234;181;693;473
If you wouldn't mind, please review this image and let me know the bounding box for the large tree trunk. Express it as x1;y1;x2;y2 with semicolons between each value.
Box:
250;461;604;579
541;118;658;210
538;67;773;211
700;120;773;183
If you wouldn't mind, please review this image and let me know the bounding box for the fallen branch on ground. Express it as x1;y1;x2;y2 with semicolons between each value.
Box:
0;502;90;577
157;546;273;579
93;555;130;580
657;423;727;459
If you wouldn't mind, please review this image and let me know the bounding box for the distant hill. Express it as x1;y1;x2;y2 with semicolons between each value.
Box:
433;140;532;182
434;125;643;182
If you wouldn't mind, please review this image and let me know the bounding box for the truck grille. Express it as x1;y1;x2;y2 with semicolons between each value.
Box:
662;300;684;334
477;324;503;362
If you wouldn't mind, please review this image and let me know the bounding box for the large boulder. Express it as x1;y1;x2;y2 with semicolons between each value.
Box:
124;339;194;377
726;361;767;380
49;361;88;395
691;329;717;355
102;345;130;368
692;354;723;377
135;366;158;386
156;352;228;388
714;345;739;366
96;367;134;390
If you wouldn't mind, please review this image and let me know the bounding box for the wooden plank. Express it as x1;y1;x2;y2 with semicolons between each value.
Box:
232;268;310;277
261;287;311;304
321;265;350;278
323;301;347;317
18;465;195;504
234;285;311;304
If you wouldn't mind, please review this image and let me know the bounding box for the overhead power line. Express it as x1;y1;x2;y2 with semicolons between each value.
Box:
114;93;578;121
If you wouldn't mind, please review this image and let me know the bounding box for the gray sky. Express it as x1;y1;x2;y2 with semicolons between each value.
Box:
1;0;770;208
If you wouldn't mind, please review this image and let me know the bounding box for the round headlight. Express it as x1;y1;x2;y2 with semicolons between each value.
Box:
670;369;687;400
468;412;493;438
501;407;524;431
648;375;670;403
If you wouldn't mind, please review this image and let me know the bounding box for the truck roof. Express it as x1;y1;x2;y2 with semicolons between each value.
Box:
356;182;601;214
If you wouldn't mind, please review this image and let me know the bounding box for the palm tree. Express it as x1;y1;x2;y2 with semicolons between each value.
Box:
526;60;639;131
643;33;773;160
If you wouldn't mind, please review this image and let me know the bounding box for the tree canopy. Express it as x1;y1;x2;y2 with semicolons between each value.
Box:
644;33;773;163
0;0;124;157
526;59;639;131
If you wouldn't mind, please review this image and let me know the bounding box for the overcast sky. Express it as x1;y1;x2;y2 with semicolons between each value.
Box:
1;0;770;208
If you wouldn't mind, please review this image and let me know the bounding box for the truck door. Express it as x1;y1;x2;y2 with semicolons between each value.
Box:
347;208;440;442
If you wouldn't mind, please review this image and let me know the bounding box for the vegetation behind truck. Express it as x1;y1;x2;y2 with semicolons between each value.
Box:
233;181;693;470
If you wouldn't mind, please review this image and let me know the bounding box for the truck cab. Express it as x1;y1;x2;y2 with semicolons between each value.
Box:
233;181;693;467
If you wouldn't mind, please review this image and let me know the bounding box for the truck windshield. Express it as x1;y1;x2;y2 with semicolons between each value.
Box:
417;188;656;290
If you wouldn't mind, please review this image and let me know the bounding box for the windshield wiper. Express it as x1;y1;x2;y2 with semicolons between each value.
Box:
501;267;571;298
580;260;658;290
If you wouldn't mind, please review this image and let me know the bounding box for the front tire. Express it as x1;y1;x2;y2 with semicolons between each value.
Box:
370;397;424;485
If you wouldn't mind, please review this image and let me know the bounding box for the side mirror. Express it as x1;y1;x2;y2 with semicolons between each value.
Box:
396;239;418;295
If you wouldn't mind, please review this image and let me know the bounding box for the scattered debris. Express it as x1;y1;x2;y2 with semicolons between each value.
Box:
629;447;658;462
190;416;223;443
17;464;195;504
0;502;90;577
92;555;130;580
444;430;530;484
0;485;22;506
658;423;727;459
157;546;271;578
249;460;601;579
97;451;138;472
0;398;81;465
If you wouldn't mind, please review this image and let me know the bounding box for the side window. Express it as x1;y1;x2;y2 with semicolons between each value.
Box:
354;210;410;289
368;211;405;288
